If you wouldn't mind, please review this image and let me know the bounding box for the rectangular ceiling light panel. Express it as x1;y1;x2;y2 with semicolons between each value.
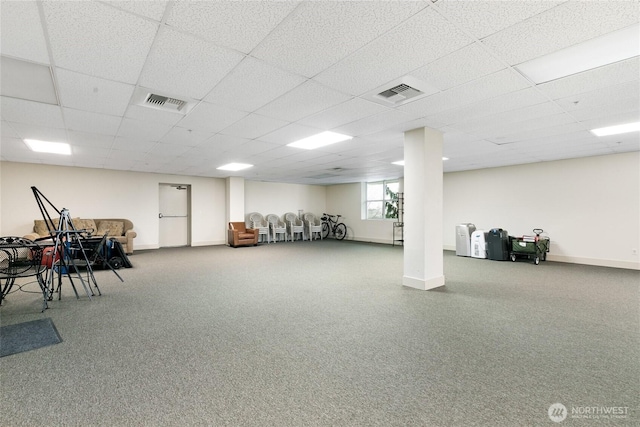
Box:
515;23;640;84
24;139;71;155
217;163;253;171
287;131;352;150
591;121;640;136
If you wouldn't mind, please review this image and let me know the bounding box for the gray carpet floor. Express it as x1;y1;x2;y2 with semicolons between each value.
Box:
0;240;638;426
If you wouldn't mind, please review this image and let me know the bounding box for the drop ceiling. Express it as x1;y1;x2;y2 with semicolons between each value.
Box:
1;0;638;185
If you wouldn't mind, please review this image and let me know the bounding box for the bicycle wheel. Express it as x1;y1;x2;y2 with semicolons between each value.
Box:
335;223;347;240
321;222;330;239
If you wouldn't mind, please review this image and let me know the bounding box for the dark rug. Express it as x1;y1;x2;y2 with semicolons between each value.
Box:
0;318;62;357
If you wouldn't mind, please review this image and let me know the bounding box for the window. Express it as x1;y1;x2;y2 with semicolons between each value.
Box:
365;180;399;219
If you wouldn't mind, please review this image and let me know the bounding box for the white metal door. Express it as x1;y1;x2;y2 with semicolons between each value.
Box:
159;184;189;247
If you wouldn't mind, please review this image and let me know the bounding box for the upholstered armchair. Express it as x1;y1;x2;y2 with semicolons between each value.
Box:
228;222;259;247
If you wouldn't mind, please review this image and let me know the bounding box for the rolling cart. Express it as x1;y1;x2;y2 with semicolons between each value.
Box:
510;228;550;265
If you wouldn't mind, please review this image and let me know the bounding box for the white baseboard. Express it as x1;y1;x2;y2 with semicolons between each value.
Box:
547;254;640;270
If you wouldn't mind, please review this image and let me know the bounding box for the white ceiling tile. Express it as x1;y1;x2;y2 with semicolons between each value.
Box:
204;57;306;112
257;145;301;159
139;27;245;100
160;127;210;146
219;114;289;140
236;140;282;156
334;109;424;137
570;98;639;122
178;102;248;134
112;137;157;153
477;113;578;141
71;145;111;159
0;1;50;63
255;80;351;122
125;104;184;127
0;0;637;183
399;69;531;117
9;122;67;143
579;111;640;132
411;43;506;91
147;142;192;157
117;118;172;141
67;131;115;149
258;123;327;145
0;136;33;159
599;132;640;151
109;149;148;161
1;121;20;140
1;97;64;129
482;1;640;65
43;0;158;83
314;7;473;96
454;102;566;134
63;108;121;136
103;0;168;21
168;1;297;54
428;88;551;126
252;1;428;77
298;98;389;130
489;122;587;145
56;69;135;116
537;57;640;100
555;80;640;112
508;131;599;149
197;134;250;154
435;1;562;40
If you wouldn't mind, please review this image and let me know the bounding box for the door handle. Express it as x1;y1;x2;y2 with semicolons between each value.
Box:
159;213;163;218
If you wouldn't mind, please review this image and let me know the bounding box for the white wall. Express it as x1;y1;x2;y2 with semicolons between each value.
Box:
326;152;640;270
244;181;327;220
444;152;639;269
3;152;638;269
0;162;226;249
326;182;399;243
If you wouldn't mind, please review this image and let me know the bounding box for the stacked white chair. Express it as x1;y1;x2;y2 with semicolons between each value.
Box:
284;212;305;242
303;213;323;241
266;214;287;242
248;212;270;243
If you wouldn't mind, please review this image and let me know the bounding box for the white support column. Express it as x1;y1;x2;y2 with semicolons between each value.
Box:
226;176;245;224
403;127;445;290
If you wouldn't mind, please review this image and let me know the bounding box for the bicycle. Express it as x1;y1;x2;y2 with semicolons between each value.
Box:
320;213;347;240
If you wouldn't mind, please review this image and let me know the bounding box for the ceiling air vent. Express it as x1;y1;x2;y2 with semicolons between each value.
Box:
377;84;423;103
145;94;186;112
131;87;195;115
367;76;439;107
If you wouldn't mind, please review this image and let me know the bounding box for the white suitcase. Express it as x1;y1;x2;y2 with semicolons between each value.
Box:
471;230;488;259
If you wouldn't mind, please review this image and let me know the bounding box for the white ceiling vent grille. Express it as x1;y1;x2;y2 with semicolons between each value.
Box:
131;87;195;115
145;94;186;112
367;76;439;107
378;84;423;103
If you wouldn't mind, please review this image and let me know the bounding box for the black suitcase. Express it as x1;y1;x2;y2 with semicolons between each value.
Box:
486;228;510;261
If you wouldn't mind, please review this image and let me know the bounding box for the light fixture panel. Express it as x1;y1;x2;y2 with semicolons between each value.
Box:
591;121;640;137
217;163;253;171
287;131;352;150
24;139;71;155
515;23;640;84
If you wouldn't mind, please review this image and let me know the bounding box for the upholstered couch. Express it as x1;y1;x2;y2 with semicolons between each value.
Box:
24;218;137;254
